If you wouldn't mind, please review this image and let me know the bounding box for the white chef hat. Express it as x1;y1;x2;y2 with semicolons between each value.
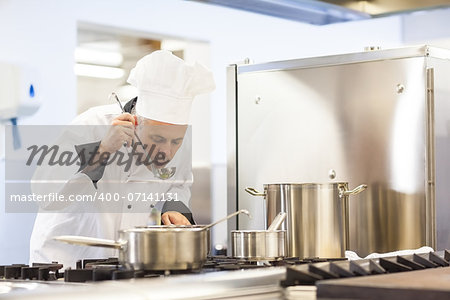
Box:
127;50;215;124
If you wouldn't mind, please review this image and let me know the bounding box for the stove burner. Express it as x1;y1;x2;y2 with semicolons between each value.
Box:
271;256;347;266
64;269;93;282
0;263;63;281
113;269;146;280
76;257;119;269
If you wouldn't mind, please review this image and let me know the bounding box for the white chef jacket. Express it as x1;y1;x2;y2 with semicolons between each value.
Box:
29;103;193;268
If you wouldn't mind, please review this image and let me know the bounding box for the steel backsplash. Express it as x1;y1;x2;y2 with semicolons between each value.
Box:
227;46;450;257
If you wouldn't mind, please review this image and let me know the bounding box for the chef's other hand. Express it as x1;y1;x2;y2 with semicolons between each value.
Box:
161;211;191;225
100;113;137;153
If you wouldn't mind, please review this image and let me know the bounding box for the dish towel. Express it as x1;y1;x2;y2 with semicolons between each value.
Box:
345;246;434;260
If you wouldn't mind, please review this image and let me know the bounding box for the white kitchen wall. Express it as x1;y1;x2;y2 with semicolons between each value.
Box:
1;0;450;263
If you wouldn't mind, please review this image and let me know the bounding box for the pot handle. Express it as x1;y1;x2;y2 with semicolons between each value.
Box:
340;184;368;197
53;235;124;250
245;187;266;196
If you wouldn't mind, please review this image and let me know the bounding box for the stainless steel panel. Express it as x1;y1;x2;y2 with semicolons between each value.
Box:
191;166;212;225
226;64;238;254
238;45;450;74
426;68;436;249
236;56;430;256
428;57;450;251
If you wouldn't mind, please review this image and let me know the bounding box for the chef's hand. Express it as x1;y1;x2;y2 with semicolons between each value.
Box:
161;211;191;225
100;113;137;153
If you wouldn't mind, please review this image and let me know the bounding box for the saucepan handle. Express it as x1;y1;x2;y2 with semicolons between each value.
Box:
267;212;287;231
340;184;368;197
245;187;266;197
53;235;125;250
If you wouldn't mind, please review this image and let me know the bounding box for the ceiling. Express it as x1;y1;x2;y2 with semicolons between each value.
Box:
190;0;450;25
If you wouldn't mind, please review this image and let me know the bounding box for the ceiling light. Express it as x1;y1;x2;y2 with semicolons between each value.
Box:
162;39;188;52
75;47;123;67
74;63;125;79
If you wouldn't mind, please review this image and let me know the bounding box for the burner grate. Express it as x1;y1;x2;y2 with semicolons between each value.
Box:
0;263;63;281
281;250;450;287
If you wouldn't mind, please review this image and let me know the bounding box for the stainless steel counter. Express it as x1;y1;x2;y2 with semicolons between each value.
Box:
0;267;291;300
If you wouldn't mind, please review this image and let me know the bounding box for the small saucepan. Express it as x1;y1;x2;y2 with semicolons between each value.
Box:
54;209;250;271
231;212;287;261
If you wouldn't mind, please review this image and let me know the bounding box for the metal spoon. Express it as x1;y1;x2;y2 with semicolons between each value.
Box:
110;92;176;180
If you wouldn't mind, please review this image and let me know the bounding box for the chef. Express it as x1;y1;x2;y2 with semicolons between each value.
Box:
29;50;215;268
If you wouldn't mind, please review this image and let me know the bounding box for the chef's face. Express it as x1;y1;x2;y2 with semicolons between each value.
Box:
136;118;188;168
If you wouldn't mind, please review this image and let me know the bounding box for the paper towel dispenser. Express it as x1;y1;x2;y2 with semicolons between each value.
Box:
0;62;41;120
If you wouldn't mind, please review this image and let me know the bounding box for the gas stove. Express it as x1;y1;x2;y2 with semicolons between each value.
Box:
1;251;449;299
0;256;346;283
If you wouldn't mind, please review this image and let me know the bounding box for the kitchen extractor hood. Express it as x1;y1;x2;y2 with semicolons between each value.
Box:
321;0;450;16
189;0;450;25
189;0;370;25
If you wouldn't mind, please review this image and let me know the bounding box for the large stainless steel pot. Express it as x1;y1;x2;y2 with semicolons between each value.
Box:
55;210;249;271
246;182;367;258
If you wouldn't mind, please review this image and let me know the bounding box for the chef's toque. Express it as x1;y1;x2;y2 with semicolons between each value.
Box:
127;50;215;124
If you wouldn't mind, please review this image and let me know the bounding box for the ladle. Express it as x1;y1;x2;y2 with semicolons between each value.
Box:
110;92;176;180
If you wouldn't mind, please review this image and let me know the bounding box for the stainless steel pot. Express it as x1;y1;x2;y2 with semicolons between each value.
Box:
232;212;287;260
231;230;286;260
54;210;250;271
55;226;209;271
245;182;367;258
